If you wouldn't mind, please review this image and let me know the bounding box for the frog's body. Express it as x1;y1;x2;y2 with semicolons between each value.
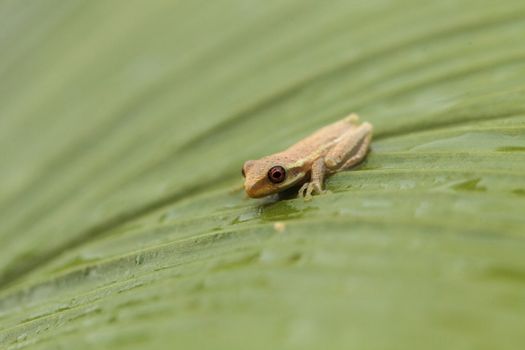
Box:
242;114;373;200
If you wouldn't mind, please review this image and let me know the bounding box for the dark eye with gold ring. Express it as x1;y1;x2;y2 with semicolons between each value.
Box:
241;168;246;177
267;166;286;183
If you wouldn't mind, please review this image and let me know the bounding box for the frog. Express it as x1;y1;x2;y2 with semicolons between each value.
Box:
242;113;373;200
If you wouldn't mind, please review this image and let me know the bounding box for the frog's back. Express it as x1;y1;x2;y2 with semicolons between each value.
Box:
285;117;355;157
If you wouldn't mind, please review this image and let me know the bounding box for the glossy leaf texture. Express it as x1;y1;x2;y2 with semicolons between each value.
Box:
1;0;525;349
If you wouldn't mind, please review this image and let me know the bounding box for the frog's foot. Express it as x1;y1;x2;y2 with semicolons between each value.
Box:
344;113;360;125
298;181;326;201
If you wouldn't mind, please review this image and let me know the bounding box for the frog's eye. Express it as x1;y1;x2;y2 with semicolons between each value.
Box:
267;166;286;184
241;167;246;177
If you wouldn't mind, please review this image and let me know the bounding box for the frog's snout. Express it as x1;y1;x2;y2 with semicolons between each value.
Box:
244;182;259;198
243;180;267;198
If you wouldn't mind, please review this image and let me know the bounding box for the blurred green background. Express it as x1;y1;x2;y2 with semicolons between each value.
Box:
1;0;525;349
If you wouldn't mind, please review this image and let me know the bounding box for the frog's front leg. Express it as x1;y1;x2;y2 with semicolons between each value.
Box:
298;158;326;201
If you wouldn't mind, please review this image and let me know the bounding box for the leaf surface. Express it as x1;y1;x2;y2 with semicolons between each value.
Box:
1;0;525;349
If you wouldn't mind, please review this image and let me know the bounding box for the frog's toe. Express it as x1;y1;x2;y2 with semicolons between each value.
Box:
312;183;324;196
305;185;315;201
344;113;360;125
299;182;325;201
304;187;314;201
298;183;309;199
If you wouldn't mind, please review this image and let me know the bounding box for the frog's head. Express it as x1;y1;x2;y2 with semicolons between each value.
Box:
242;154;308;198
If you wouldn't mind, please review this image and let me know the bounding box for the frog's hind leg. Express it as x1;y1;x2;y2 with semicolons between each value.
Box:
338;133;372;170
324;122;373;170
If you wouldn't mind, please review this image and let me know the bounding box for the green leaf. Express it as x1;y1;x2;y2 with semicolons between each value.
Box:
1;0;525;349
